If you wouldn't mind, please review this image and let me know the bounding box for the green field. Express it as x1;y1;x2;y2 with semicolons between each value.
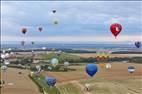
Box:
30;74;60;94
58;83;82;94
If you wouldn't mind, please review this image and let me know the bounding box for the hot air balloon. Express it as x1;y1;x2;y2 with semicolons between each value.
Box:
52;10;56;13
64;61;69;71
48;66;52;71
8;48;12;51
53;20;58;25
42;47;46;50
85;83;91;91
4;53;10;58
31;41;34;45
128;66;135;73
51;58;59;67
38;27;43;32
0;80;5;88
21;41;25;46
1;54;6;59
86;64;98;77
36;65;41;74
2;50;6;54
21;28;27;34
4;60;10;65
64;62;69;67
110;23;122;38
105;63;111;69
1;65;7;71
135;41;141;48
45;76;56;87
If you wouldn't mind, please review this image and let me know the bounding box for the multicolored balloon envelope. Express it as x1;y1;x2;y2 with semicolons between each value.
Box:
45;76;56;87
86;64;98;77
110;23;122;38
135;41;141;48
128;66;135;73
21;28;27;34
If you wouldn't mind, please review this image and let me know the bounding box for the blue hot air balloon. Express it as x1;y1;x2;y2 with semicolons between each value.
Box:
45;76;56;87
86;64;98;77
135;41;141;48
128;66;135;73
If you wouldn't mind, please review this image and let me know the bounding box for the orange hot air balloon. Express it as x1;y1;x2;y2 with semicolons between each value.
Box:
38;27;43;32
21;28;27;34
110;23;122;38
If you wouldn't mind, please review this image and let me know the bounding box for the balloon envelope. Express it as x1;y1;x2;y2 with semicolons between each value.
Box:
1;65;7;70
86;64;98;77
110;23;122;38
64;62;69;67
135;41;141;48
1;54;6;59
38;27;43;32
45;76;56;87
48;66;52;71
52;10;56;13
21;41;25;46
51;58;59;67
4;60;10;65
21;28;27;34
105;63;111;69
53;20;58;25
128;66;135;73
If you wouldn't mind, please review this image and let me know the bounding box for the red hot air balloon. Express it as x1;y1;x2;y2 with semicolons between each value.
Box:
110;23;122;38
38;27;43;32
21;28;27;34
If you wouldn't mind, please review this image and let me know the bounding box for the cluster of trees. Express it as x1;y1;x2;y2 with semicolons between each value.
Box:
12;57;33;65
42;52;142;64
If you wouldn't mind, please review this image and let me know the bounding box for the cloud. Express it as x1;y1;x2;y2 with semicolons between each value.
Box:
1;35;141;43
1;1;142;43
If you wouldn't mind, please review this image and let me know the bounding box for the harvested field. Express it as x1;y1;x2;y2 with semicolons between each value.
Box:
1;68;40;94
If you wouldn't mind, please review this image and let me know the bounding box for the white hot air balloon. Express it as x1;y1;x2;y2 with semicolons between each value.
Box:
51;58;59;67
105;63;111;69
4;60;10;65
48;66;52;71
2;50;6;54
85;83;91;91
1;54;6;59
5;53;10;58
42;47;46;50
8;48;12;51
1;65;7;71
36;65;41;74
64;62;70;67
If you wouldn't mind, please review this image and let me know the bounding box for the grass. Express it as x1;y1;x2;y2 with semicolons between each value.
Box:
30;74;60;94
41;52;81;63
79;76;142;94
57;83;82;94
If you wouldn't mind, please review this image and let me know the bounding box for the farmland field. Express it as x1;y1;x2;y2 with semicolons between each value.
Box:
1;55;142;94
1;68;40;94
42;62;142;94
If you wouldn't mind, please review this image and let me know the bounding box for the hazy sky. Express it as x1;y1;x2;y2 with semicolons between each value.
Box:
1;1;142;43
